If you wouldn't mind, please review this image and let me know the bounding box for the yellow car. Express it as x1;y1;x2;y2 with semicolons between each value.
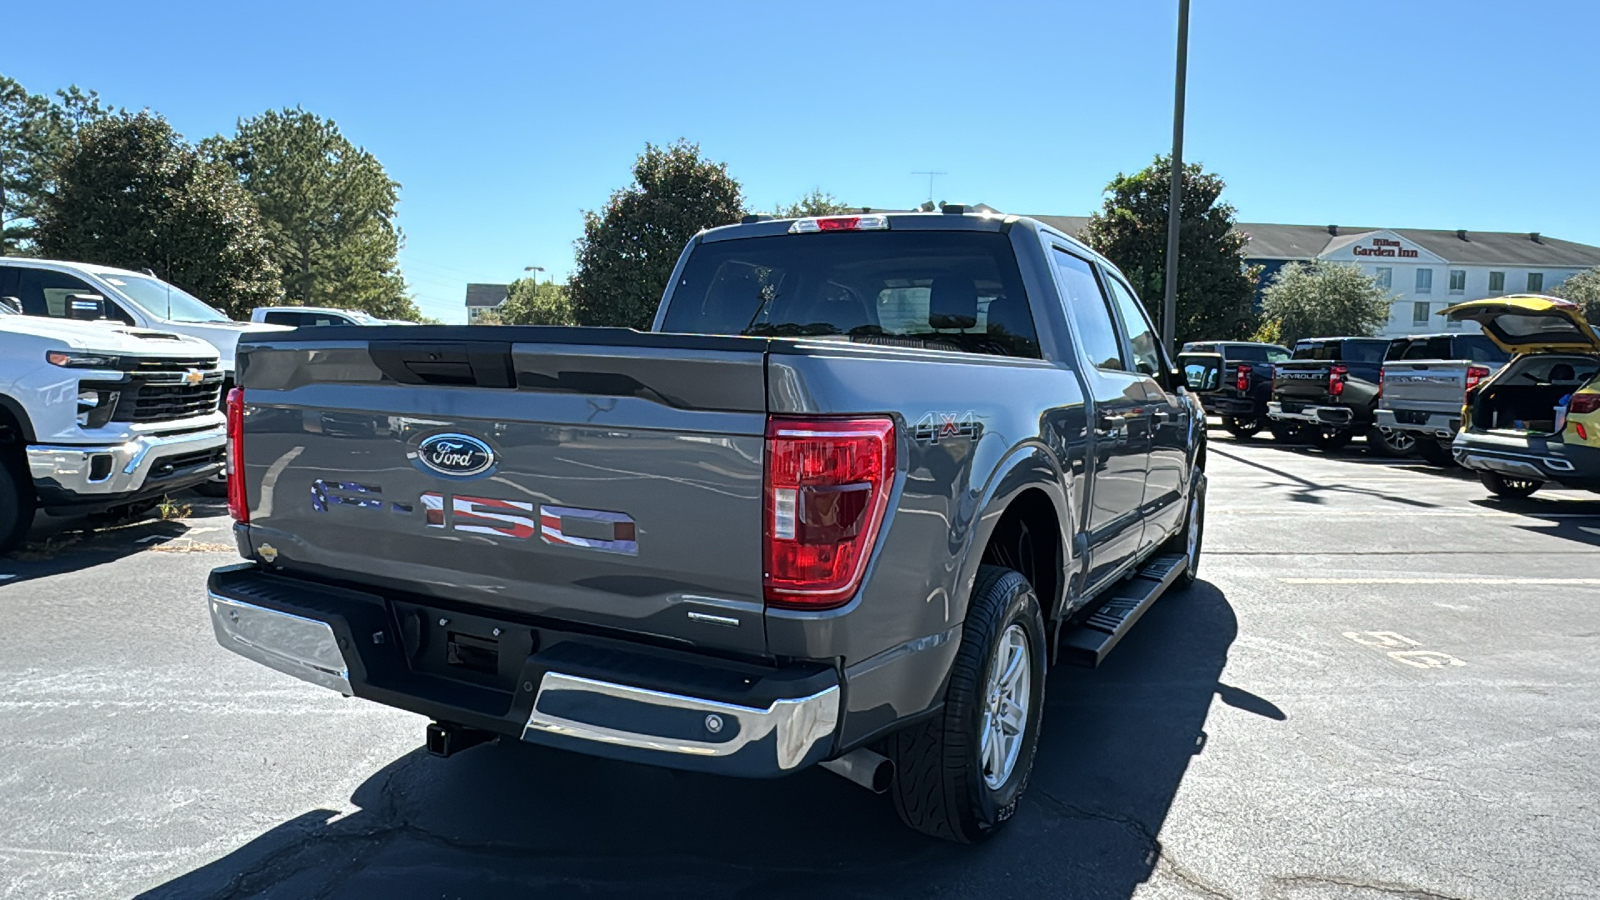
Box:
1447;294;1600;499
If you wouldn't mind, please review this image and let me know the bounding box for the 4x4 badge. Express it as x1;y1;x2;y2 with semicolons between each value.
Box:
913;411;979;444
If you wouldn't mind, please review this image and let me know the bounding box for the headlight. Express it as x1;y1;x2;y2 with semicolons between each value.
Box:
48;350;121;368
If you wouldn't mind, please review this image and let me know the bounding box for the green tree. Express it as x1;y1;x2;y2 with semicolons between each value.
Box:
206;108;416;319
0;77;110;255
34;112;280;318
1551;267;1600;323
498;278;574;325
1084;155;1260;346
1258;260;1393;345
569;140;745;329
773;188;853;218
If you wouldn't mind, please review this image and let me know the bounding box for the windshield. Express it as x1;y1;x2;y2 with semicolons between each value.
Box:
99;275;232;323
660;231;1040;358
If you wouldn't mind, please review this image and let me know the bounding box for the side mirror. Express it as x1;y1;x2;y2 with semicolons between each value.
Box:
1177;353;1223;392
66;294;107;321
0;296;20;314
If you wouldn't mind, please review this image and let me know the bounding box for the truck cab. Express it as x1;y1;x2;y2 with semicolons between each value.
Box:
1375;332;1511;466
251;307;388;328
1267;336;1393;452
0;304;226;552
0;258;288;385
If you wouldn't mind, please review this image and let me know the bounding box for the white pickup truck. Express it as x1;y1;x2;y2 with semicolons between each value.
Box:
0;258;287;384
0;304;227;552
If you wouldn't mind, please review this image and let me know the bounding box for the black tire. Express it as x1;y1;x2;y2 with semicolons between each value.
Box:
1366;425;1415;458
1158;468;1206;588
1223;416;1260;440
0;454;36;555
886;566;1047;843
1479;471;1541;499
1310;428;1353;451
1268;423;1305;443
1415;439;1456;467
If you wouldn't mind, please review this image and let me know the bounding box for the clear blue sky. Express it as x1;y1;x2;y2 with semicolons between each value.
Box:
7;0;1598;322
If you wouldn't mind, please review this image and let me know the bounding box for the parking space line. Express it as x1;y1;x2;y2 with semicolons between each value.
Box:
1287;577;1600;585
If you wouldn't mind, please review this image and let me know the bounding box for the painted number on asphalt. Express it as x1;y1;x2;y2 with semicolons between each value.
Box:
1343;631;1465;669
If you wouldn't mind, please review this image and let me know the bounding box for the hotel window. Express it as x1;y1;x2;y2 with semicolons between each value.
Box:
1374;267;1392;289
1449;270;1466;294
1527;272;1544;292
1415;268;1432;293
1488;271;1505;293
1412;301;1430;326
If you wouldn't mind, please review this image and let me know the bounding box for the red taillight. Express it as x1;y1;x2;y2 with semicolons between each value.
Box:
1236;363;1251;392
1329;363;1348;398
1570;393;1600;414
1465;365;1490;394
763;416;895;609
226;387;247;523
1377;366;1385;400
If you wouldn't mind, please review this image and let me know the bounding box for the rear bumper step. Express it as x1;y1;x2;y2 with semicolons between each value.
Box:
1060;553;1188;668
206;563;841;777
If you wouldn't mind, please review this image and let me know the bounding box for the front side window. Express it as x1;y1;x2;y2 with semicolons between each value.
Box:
1415;268;1433;293
1374;267;1393;290
1102;273;1162;376
1527;272;1544;292
10;267;134;324
1051;249;1123;370
1488;271;1505;293
1449;270;1466;293
263;311;304;326
661;231;1039;358
1413;301;1431;326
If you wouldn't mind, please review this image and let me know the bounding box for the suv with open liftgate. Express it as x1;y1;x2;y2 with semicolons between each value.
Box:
0;302;226;552
1449;295;1600;499
205;210;1210;842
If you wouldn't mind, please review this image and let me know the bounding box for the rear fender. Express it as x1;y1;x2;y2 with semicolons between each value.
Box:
953;442;1078;629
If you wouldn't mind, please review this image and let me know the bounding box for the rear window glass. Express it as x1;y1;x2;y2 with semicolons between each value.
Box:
1476;313;1584;343
660;231;1040;358
1339;341;1388;363
1456;334;1510;364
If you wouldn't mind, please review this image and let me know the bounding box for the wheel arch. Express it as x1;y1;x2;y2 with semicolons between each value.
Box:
0;394;35;447
956;443;1079;632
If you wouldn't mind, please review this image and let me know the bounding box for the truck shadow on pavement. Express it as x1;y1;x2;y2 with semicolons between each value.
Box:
0;495;228;585
137;581;1252;900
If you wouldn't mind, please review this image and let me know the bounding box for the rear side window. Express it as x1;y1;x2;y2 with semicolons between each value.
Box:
1293;341;1330;360
661;231;1039;358
1228;345;1269;363
1053;249;1123;369
262;311;303;326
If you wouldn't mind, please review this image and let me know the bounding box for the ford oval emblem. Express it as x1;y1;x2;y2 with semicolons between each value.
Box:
413;433;496;479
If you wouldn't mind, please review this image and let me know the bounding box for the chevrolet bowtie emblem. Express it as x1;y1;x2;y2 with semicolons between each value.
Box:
183;369;204;385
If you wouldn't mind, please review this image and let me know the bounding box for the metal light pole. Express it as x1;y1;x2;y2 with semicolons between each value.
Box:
1162;0;1190;355
524;265;546;283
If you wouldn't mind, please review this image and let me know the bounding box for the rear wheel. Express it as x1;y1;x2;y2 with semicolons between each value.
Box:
1159;468;1206;588
1415;439;1456;467
887;566;1046;843
1268;423;1305;443
1223;416;1260;440
0;454;36;555
1311;427;1353;451
1479;471;1542;499
1366;425;1415;458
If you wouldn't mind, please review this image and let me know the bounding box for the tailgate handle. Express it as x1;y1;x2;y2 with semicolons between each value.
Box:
369;341;514;388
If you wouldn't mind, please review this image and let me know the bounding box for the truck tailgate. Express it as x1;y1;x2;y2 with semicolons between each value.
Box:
236;331;772;656
1380;361;1469;414
1272;361;1333;402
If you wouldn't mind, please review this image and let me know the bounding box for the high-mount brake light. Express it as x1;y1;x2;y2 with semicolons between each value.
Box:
763;416;896;609
1236;363;1252;392
1329;363;1348;398
1465;365;1491;394
788;215;890;234
226;387;247;523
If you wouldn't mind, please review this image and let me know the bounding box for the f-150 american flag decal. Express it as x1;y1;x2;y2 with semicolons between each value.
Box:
539;505;638;556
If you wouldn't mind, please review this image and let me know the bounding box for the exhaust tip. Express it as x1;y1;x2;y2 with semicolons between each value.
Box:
820;748;895;794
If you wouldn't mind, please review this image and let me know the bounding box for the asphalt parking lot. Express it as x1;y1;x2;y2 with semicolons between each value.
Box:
2;432;1597;900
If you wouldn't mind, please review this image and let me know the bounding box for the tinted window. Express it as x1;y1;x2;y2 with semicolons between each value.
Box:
1052;249;1122;369
1293;341;1331;360
10;267;134;324
262;311;303;326
1386;339;1414;361
1103;274;1162;376
1228;345;1270;362
1265;346;1291;363
661;231;1038;358
1340;341;1389;363
1456;334;1510;364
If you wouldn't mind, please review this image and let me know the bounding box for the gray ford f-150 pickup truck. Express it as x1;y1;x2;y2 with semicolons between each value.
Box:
206;210;1208;842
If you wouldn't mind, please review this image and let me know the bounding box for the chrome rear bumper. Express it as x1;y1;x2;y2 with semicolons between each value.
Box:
1267;402;1352;426
209;593;353;694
